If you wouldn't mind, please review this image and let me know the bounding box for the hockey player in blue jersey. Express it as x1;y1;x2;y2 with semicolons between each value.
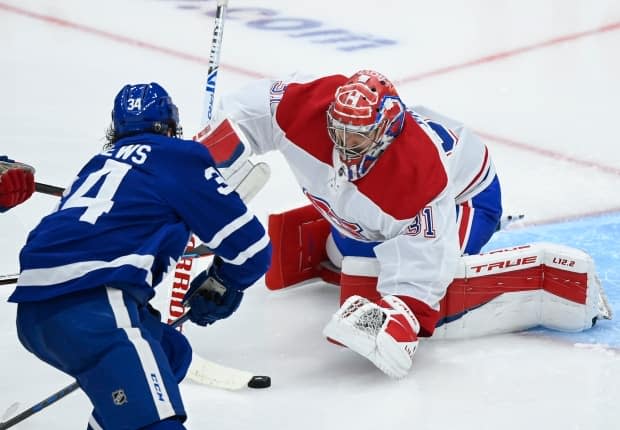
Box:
9;82;272;430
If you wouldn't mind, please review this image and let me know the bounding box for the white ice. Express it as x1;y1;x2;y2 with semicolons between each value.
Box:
1;1;619;429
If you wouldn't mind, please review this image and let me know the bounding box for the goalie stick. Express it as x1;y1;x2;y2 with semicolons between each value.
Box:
0;311;270;429
201;0;228;125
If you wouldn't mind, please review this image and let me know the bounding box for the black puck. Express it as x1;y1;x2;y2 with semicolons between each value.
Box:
247;375;271;389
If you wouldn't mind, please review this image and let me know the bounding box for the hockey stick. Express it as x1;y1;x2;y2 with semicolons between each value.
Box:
0;311;270;429
34;182;63;197
194;0;258;185
202;0;228;125
0;274;19;286
0;383;79;430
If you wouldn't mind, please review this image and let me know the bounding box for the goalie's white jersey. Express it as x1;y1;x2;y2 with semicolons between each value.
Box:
218;74;497;309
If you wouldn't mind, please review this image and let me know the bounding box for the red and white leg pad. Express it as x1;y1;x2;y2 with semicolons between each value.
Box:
323;295;421;379
433;242;612;339
265;205;332;290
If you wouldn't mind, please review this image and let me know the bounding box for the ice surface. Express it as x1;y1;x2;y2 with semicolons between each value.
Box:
1;1;618;429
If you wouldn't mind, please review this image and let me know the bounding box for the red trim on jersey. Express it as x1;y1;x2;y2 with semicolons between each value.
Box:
276;75;448;220
276;75;347;166
355;114;448;219
458;201;473;251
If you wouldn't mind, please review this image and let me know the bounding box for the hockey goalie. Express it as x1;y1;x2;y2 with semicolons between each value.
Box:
267;206;612;378
212;69;613;379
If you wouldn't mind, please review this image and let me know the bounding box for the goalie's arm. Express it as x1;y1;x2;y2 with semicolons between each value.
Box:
216;77;288;155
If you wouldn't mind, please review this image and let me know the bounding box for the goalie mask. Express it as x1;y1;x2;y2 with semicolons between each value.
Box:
108;82;182;144
327;70;406;181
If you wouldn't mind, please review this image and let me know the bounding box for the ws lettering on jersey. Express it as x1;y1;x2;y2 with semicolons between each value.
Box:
10;133;271;305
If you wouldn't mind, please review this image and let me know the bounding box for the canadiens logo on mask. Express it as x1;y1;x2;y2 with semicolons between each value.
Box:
327;70;406;181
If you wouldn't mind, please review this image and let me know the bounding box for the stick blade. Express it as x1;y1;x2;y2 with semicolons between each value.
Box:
186;354;254;390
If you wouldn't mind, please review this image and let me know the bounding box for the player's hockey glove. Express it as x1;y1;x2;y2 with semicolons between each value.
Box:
323;295;420;379
183;258;244;326
0;156;35;212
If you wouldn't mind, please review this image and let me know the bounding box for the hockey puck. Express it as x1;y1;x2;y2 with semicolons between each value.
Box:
247;375;271;389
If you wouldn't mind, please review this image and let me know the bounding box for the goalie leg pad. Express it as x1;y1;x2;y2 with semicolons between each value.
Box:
433;243;612;339
265;205;331;290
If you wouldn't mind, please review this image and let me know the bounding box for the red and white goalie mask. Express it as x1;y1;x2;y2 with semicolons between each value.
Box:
327;70;406;181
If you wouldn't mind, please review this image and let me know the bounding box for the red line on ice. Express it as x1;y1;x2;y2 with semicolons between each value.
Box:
395;21;620;84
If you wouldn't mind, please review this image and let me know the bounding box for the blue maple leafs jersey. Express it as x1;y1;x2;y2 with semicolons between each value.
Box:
9;133;271;304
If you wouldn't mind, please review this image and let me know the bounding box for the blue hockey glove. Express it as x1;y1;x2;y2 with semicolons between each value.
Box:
183;265;244;326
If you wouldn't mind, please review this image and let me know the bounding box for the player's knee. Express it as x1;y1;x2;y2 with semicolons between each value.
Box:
160;324;193;382
77;345;185;429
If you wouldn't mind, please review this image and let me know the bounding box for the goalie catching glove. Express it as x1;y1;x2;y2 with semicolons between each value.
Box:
183;258;244;326
323;295;421;379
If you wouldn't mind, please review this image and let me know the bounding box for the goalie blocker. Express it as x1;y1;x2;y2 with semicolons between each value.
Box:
162;117;270;327
265;205;612;338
